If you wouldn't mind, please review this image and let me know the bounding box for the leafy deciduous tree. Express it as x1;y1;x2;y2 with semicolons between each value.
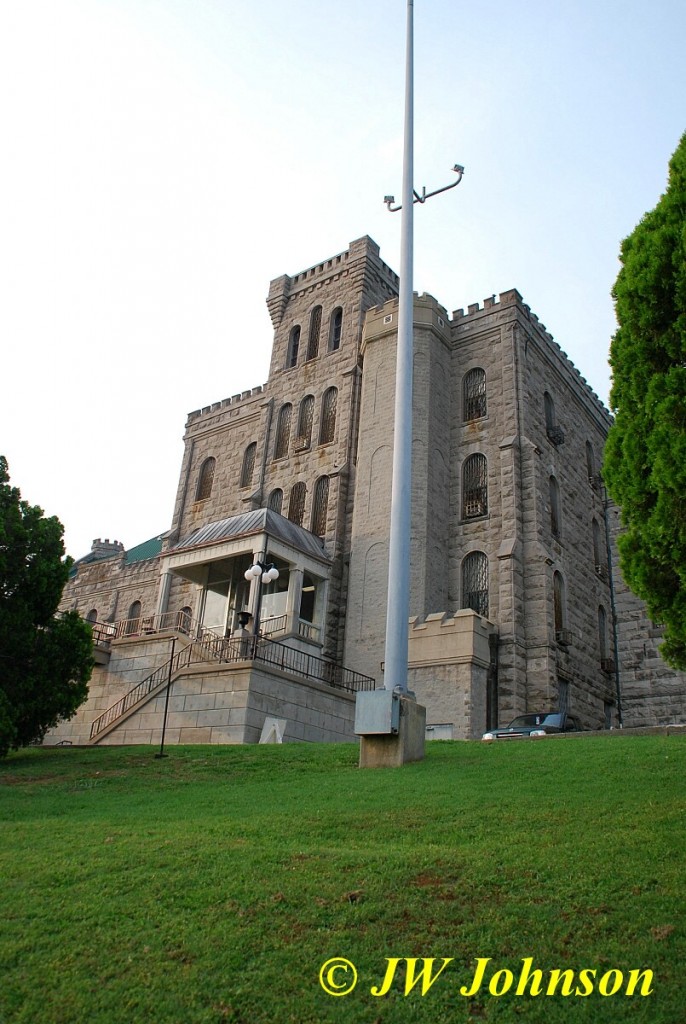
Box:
0;457;93;756
604;133;686;668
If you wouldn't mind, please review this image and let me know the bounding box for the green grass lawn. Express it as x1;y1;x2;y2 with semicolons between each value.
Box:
1;735;684;1024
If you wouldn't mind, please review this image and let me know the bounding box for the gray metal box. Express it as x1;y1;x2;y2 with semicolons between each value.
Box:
354;689;400;735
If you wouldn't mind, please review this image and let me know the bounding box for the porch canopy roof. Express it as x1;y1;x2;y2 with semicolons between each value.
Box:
161;508;331;583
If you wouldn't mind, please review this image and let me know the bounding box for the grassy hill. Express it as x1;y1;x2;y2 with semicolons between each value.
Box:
1;735;684;1024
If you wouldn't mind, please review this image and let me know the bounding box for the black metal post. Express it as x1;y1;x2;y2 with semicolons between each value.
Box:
155;637;176;758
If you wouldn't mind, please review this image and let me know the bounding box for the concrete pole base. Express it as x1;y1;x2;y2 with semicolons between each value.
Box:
359;695;426;768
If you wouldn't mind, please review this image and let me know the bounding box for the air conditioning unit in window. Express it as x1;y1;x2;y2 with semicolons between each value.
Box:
601;658;616;674
589;474;603;493
555;628;573;647
595;563;609;582
546;425;565;446
465;500;486;518
293;436;310;453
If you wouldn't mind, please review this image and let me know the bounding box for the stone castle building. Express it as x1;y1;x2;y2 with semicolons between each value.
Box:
51;236;686;746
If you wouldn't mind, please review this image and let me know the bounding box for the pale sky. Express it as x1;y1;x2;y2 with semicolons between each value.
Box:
1;0;684;558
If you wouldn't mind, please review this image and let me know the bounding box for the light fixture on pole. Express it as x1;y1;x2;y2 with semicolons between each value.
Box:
382;0;464;695
243;559;279;637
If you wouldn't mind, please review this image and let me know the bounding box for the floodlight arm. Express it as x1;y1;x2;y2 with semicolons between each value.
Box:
384;164;464;212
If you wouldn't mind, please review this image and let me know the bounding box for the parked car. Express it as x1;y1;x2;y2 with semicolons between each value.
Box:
482;712;582;741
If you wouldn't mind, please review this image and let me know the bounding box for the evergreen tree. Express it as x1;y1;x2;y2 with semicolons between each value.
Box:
0;457;92;756
604;133;686;668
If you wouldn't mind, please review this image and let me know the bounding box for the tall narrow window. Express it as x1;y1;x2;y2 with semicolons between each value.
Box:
462;551;489;617
463;368;487;421
311;476;330;537
549;475;561;539
598;605;608;660
126;600;141;635
306;306;322;361
286;326;301;368
295;395;314;449
544;391;565;445
319;387;338;444
196;457;216;501
586;440;596;480
267;488;283;515
553;571;566;635
593;518;602;568
288;481;307;527
240;442;257;487
462;454;488;518
329;307;343;351
274;404;292;459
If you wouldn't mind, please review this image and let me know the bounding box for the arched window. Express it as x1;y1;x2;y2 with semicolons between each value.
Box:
319;387;338;444
598;605;608;660
463;368;487;421
462;551;489;617
286;326;301;368
306;306;322;361
329;307;343;351
553;571;566;635
288;481;307;527
592;518;602;568
295;395;315;449
311;476;330;537
196;457;216;501
549;475;561;539
586;440;596;480
267;488;283;515
86;608;98;623
462;454;488;518
126;600;141;635
240;442;257;488
274;404;292;459
544;391;565;445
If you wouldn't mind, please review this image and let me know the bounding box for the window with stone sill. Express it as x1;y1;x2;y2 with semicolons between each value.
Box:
311;475;330;537
295;395;314;450
463;367;487;421
286;326;301;369
462;551;489;617
549;475;561;539
462;453;488;519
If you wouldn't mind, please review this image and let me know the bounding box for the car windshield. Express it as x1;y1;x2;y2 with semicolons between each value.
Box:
506;714;563;729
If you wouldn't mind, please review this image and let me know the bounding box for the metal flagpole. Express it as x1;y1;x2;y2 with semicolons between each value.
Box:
382;1;464;695
383;0;415;693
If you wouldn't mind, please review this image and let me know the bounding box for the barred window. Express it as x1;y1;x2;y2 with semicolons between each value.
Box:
240;442;257;488
329;307;343;351
286;326;300;368
553;571;566;633
320;387;338;444
306;306;322;361
463;368;487;420
311;476;330;537
288;481;307;527
462;551;489;617
549;475;561;539
196;457;216;501
295;395;314;449
267;488;283;515
462;453;488;518
274;404;292;459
